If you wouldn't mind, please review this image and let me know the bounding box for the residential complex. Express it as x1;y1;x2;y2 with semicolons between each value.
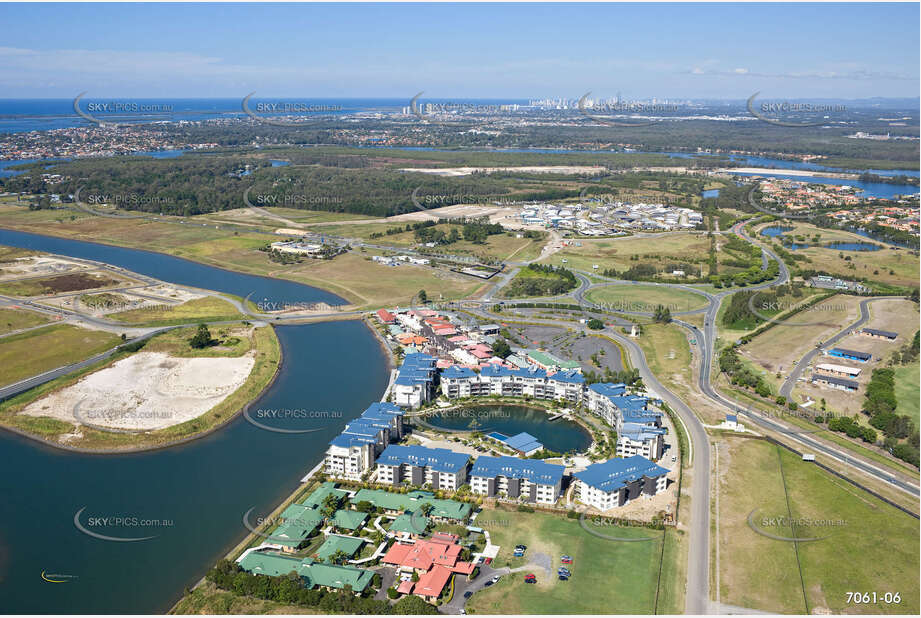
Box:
574;455;669;511
375;444;470;491
469;455;565;504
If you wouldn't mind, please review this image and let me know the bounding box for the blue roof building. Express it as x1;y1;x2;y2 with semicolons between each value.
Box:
487;431;544;455
575;455;669;510
827;348;871;362
469;455;566;504
375;444;470;491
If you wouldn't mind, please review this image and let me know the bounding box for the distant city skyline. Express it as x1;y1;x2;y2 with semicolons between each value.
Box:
0;2;918;99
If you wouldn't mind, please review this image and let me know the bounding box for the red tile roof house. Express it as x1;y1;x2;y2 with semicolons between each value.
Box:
376;309;396;324
381;535;475;601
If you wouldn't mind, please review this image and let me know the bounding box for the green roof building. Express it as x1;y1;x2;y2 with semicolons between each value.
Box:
350;489;471;521
238;551;374;592
314;534;365;561
389;512;429;535
269;508;324;548
526;350;582;371
301;482;349;509
331;509;368;531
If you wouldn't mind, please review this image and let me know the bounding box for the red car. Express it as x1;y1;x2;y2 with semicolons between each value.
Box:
561;555;573;564
524;573;537;584
484;557;492;565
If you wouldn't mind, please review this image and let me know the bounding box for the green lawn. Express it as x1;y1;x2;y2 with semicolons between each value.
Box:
585;284;709;313
0;323;121;387
0;306;51;335
718;438;919;614
107;296;246;326
893;362;920;426
467;506;663;614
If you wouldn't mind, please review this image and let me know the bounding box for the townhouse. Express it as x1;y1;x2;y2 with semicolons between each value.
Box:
826;347;871;363
573;455;669;511
469;455;565;504
375;444;470;491
861;328;898;341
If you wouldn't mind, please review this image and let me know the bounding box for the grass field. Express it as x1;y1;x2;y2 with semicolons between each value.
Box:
466;505;665;614
538;233;712;275
0;205;485;308
107;296;246;326
0;323;121;387
585;284;709;313
716;437;919;614
755;222;919;289
0;306;50;335
0;323;280;451
0;244;41;262
894;362;920;426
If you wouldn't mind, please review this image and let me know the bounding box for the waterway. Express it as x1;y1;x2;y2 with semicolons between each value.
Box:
423;405;592;454
0;228;390;613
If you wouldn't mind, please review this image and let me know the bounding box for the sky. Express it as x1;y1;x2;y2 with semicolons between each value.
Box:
0;2;918;100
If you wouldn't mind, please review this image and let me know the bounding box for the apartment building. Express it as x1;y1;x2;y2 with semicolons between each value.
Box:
392;353;438;409
574;455;669;511
616;423;667;459
469;455;565;504
375;444;470;491
324;402;405;479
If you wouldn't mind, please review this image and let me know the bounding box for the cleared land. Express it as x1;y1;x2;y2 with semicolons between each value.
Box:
585;284;709;313
466;505;664;614
0;323;121;388
0;306;51;335
0;324;280;451
716;437;919;614
0;271;122;297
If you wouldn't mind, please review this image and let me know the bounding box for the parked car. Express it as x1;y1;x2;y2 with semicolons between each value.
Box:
560;555;573;564
524;573;537;584
558;567;571;577
484;557;493;565
515;544;527;551
483;580;493;587
490;575;500;584
464;591;473;599
558;574;569;581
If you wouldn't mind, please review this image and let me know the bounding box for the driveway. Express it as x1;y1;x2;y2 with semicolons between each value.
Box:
373;566;397;601
439;564;507;614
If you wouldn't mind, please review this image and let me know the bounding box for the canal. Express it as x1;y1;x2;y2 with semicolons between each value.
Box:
0;228;390;613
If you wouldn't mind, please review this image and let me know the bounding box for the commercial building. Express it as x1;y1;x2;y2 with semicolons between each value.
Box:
324;402;405;479
573;455;669;511
469;455;565;504
812;374;859;392
815;363;861;379
375;444;470;491
826;348;871;363
861;328;898;341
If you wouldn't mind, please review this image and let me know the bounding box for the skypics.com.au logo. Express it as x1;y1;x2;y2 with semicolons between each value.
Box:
73;93;176;127
746;92;847;127
73;507;174;542
408;92;521;122
241;93;343;126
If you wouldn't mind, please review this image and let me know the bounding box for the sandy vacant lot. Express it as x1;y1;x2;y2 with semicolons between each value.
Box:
20;351;255;431
0;256;91;282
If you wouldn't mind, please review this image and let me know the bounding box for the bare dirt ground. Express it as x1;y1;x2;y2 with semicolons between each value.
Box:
0;256;93;282
20;351;255;431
